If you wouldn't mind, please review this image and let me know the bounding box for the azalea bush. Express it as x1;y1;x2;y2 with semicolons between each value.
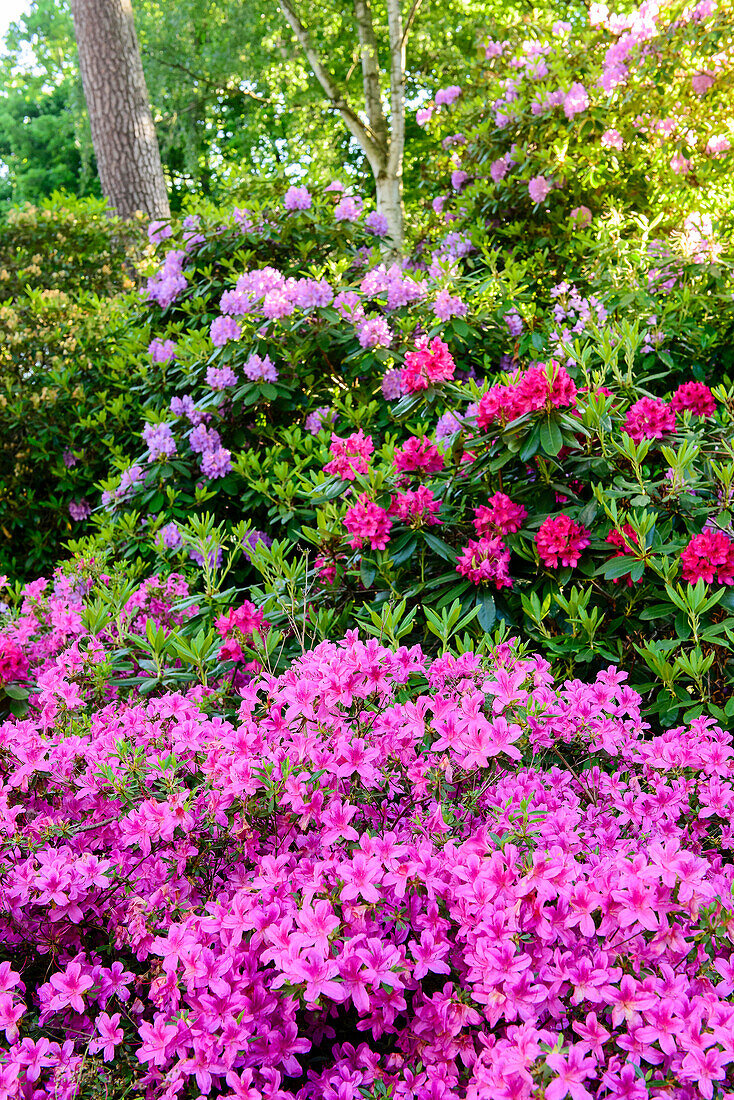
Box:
1;578;734;1098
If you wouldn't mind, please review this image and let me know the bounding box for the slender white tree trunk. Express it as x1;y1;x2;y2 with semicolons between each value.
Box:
376;172;404;253
70;0;170;219
275;0;423;256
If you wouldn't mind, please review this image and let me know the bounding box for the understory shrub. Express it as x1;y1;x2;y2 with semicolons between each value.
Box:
0;197;144;578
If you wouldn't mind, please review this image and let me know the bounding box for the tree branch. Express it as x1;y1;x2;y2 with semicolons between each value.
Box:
273;0;385;172
401;0;425;49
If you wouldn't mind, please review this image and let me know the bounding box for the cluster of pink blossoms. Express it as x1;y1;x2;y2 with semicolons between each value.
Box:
473;492;527;536
343;495;393;550
670;381;716;417
216;601;268;661
536;514;591;568
476;362;577;428
394;436;445;475
2;586;734;1098
401;337;457;393
323;431;374;481
456;536;513;588
681;529;734;586
390;486;442;527
623;397;677;443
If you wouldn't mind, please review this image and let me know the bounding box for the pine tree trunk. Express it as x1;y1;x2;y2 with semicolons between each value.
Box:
70;0;169;219
375;172;404;255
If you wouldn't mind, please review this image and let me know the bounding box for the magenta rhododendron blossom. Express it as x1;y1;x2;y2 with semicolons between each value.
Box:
394;435;444;475
324;429;374;481
343;495;393;550
681;529;734;585
477;362;577;428
401;337;456;393
473;492;527;536
390;486;442;526
623;397;676;442
456;535;512;587
536;514;591;568
670;381;716;417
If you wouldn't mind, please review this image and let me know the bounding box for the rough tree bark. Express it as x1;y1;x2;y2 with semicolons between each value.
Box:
70;0;170;219
274;0;424;254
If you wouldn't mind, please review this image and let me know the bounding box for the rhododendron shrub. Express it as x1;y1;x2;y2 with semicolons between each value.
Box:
1;623;734;1097
232;359;734;727
418;0;734;381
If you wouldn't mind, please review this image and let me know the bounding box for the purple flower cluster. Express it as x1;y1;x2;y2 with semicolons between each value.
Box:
210;315;241;347
206;365;238;390
67;500;91;521
334;196;363;222
146;250;187;309
149;338;177;364
243;353;278;382
284;186;312;211
304;406;336;435
142;422;176;462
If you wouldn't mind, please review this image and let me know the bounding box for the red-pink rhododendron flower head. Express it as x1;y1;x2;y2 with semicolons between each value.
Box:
216;601;268;661
390;486;443;526
477;362;576;429
323;430;374;481
670;381;716;418
343;495;393;550
623;397;676;443
401;337;456;393
536;514;591;568
681;529;734;586
473;492;527;536
394;436;445;475
456;535;513;587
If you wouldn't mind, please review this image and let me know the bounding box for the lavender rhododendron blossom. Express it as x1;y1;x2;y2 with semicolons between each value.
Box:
334;196;363;222
365;211;389;236
149;338;177;363
243;353;278;382
435;85;461;105
206;365;238;390
142;422;176;461
241;528;273;561
283;185;312;211
67;500;91;521
528;175;552;203
210;315;241;346
304;406;336;434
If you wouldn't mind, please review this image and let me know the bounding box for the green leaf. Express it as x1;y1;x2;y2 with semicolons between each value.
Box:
422;531;457;562
539;417;563;457
360;557;376;588
596;556;637;580
390;537;418;566
475;590;496;631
